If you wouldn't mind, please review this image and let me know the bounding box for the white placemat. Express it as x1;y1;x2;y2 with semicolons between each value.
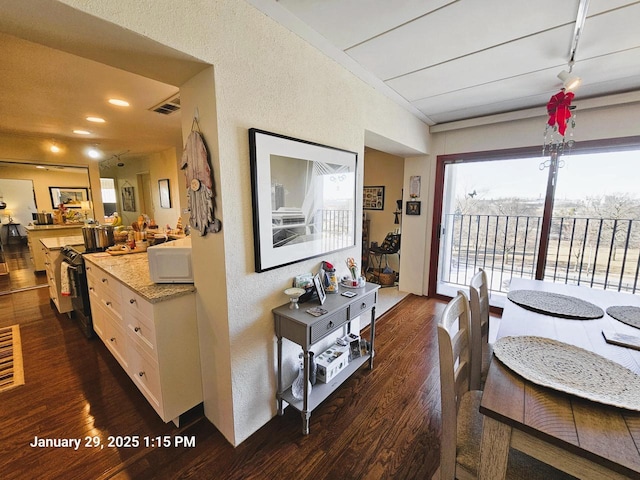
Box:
493;336;640;411
507;289;604;319
607;306;640;329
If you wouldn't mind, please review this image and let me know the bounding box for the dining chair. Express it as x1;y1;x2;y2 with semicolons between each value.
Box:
469;268;491;391
434;292;576;480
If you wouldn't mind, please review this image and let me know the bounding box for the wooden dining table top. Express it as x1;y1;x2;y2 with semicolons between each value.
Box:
480;278;640;479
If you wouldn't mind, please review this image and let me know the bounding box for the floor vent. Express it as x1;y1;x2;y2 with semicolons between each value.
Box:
150;93;180;115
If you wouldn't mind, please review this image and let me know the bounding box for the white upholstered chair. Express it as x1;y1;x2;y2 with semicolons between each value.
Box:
434;292;576;480
468;268;491;391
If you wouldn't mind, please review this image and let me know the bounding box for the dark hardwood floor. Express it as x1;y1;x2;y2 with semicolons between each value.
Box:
0;242;47;294
0;287;447;479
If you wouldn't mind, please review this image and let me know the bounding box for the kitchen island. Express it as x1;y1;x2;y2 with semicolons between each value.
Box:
26;223;84;271
83;252;200;425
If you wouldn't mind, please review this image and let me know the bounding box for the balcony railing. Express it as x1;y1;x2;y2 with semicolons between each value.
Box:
441;214;640;295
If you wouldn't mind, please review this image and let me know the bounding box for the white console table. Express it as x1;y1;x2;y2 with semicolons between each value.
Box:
273;283;379;434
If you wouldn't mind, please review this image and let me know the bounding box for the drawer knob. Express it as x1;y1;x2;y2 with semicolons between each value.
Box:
110;337;115;342
86;266;91;270
138;371;145;377
106;301;112;307
89;287;94;292
361;302;367;309
129;298;136;304
134;326;141;332
327;321;334;329
101;278;107;283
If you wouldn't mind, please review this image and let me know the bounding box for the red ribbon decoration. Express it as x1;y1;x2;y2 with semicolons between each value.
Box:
547;90;574;136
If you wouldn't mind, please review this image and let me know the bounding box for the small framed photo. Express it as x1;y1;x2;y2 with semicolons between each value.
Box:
350;339;361;359
409;175;421;198
363;185;385;210
406;200;421;216
313;273;326;305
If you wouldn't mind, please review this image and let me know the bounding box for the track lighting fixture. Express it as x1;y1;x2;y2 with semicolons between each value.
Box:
557;69;581;91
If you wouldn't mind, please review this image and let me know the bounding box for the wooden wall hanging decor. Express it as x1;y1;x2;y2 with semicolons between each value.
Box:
181;126;221;235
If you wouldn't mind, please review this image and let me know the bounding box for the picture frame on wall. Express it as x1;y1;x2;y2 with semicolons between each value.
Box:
363;185;385;210
121;186;136;212
248;128;358;272
406;200;421;216
49;187;89;209
158;178;171;208
409;175;421;198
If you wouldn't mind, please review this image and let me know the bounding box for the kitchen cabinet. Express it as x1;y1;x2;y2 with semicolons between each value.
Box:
40;235;84;314
26;224;83;271
273;283;379;434
85;256;201;425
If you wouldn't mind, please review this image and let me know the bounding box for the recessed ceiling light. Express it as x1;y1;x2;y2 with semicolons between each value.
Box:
36;166;46;169
86;116;105;123
50;143;61;153
73;129;91;135
108;98;130;107
87;147;102;159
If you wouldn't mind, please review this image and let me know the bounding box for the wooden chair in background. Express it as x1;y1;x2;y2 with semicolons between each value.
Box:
468;268;491;391
434;291;576;480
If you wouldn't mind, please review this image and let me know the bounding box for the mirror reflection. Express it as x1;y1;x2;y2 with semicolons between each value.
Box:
0;161;90;293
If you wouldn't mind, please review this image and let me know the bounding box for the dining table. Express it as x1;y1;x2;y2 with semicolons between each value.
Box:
479;278;640;480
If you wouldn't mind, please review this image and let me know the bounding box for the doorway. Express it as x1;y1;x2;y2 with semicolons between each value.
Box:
363;147;404;294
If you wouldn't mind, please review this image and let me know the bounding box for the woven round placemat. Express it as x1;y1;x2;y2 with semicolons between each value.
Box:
507;289;604;319
607;306;640;329
493;336;640;411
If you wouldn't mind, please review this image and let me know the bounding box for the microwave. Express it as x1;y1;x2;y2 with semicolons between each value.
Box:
147;237;193;283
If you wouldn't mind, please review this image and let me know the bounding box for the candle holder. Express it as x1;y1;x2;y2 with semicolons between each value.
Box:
284;287;306;309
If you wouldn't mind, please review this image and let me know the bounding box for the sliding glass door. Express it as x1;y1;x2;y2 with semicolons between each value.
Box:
431;142;640;305
433;154;548;303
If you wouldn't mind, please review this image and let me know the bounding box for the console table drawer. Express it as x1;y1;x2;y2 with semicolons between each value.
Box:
348;291;377;318
310;309;348;344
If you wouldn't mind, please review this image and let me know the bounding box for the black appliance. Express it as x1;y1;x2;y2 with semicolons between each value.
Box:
61;245;94;338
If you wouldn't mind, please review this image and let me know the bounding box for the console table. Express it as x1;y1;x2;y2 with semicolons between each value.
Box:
273;283;379;434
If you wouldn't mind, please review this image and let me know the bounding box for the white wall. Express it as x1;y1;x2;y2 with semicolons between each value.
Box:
50;0;431;446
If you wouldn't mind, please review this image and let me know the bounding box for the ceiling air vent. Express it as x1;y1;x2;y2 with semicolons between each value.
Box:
150;93;181;115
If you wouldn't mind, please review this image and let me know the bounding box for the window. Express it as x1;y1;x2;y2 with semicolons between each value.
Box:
100;178;117;216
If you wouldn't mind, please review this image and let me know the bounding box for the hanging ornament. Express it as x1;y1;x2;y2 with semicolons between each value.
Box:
543;89;577;159
547;89;574;136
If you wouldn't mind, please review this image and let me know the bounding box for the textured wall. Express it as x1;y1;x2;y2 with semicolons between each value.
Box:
56;0;430;445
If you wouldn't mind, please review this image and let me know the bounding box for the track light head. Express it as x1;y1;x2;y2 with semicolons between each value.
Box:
558;70;581;91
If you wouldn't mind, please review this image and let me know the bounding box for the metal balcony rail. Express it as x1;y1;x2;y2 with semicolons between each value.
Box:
441;214;640;295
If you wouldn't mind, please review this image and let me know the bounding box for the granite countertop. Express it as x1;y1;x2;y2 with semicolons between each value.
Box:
84;252;195;304
26;224;84;231
40;235;84;250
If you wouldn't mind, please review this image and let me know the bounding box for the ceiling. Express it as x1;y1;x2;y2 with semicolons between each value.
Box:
0;0;639;167
251;0;640;125
0;31;184;167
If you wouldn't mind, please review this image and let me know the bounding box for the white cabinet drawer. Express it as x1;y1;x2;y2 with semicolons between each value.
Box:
127;311;157;360
92;301;106;340
122;288;154;320
101;305;129;370
87;268;122;315
128;338;162;413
